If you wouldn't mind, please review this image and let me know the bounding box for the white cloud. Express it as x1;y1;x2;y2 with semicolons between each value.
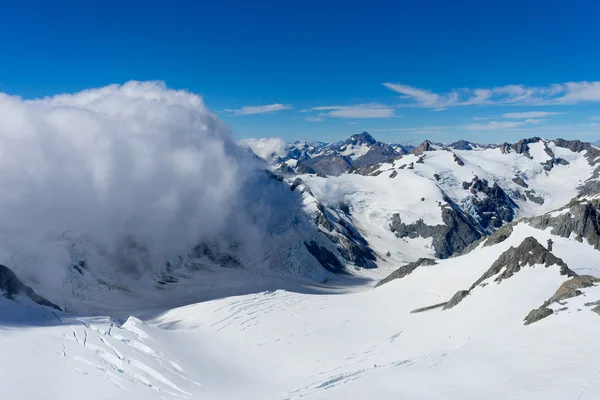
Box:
238;137;288;159
0;81;305;298
464;120;537;131
345;122;358;125
305;116;323;122
501;111;563;118
227;103;292;115
312;104;396;119
383;81;600;108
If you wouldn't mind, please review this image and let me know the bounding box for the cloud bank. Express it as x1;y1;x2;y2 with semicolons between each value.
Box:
239;137;288;159
0;81;273;296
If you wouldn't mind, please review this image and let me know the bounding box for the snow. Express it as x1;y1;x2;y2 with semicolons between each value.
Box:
4;221;600;399
339;143;372;160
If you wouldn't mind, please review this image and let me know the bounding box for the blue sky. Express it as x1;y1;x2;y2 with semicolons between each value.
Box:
1;0;600;143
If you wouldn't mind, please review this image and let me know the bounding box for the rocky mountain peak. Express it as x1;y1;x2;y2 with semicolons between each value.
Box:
413;140;436;155
346;131;377;146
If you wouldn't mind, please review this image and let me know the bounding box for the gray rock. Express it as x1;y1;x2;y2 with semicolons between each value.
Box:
443;290;470;310
0;264;61;310
413;140;436;155
483;224;514;247
389;170;398;179
543;275;599;306
524;307;553;325
297;154;353;176
512;175;529;188
528;199;600;250
353;142;401;167
469;177;518;230
525;190;545;205
375;258;437;287
304;241;344;273
453;153;465;166
390;199;484;259
448;140;473;150
472;237;575;289
592;305;600;316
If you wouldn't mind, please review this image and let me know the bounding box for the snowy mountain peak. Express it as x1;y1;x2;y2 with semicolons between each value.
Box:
345;131;377;146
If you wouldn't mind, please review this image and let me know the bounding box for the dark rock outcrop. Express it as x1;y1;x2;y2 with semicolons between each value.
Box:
525;190;545;205
468;177;518;230
499;137;542;158
512;175;528;188
443;290;470;310
524;275;599;325
375;258;437;287
390;198;483;259
354;143;401;167
413;140;436;155
528;200;600;249
542;157;569;171
483;224;514;247
0;264;61;310
524;307;553;325
303;241;344;273
297;154;353;176
453;153;465;166
471;237;575;289
544;275;599;306
448;140;473;150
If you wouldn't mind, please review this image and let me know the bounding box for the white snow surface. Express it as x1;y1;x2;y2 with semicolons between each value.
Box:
3;222;600;399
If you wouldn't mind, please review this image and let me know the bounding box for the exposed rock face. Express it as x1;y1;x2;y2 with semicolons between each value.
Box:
343;131;377;147
528;200;600;249
390;199;483;259
525;190;545;205
303;241;344;273
389;170;398;179
0;264;61;310
524;275;599;325
297;154;353;176
471;237;575;289
554;138;600;163
296;163;317;174
453;153;465;166
443;290;470;310
354;142;401;167
544;275;599;305
483;224;514;247
467;177;518;230
274;163;295;175
524;307;553;325
413;140;436;155
290;177;314;195
499;137;542;158
449;140;473;150
542;157;569;171
375;258;437;287
512;175;528;188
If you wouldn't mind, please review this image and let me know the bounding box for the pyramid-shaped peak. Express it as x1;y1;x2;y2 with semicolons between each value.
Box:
413;140;436;155
347;131;377;145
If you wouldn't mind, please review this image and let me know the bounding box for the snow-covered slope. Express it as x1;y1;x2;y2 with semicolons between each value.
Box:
4;217;600;399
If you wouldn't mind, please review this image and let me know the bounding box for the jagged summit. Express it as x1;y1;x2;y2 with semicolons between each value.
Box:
413;139;437;155
344;131;377;146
